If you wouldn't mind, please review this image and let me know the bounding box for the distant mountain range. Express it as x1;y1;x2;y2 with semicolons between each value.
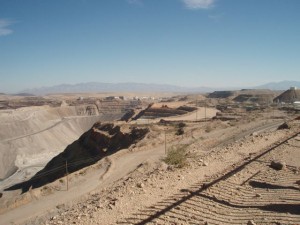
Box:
255;80;300;90
20;82;217;95
18;80;300;96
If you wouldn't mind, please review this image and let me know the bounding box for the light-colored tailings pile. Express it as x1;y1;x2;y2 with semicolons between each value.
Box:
0;104;125;180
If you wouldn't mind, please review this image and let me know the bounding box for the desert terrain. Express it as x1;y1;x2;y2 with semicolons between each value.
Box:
0;90;299;225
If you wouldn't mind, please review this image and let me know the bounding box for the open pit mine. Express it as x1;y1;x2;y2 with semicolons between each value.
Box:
1;89;299;225
0;98;142;181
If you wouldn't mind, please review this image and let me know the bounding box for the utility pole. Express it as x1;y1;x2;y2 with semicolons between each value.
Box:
196;98;198;121
65;160;69;191
164;129;167;154
205;100;207;121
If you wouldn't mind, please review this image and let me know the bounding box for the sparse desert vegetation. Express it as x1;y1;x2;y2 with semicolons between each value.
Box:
164;144;188;168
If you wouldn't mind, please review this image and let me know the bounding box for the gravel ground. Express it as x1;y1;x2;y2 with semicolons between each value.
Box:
1;110;299;225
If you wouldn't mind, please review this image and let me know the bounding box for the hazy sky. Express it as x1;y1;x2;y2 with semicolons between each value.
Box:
0;0;299;93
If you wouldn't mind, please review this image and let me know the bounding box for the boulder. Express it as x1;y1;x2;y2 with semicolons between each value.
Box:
277;122;290;130
270;161;286;170
247;220;256;225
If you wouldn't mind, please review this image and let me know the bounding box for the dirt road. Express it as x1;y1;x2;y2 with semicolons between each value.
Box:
0;145;166;225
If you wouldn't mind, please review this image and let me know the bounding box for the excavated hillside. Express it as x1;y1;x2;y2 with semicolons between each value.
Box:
5;122;149;193
208;89;279;104
0;96;61;110
207;91;235;99
233;93;274;104
0;100;143;180
138;105;197;119
274;88;300;103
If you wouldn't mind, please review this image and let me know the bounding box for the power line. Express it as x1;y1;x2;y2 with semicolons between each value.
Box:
7;152;107;187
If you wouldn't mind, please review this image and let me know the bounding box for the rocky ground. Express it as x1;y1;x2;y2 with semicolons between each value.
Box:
43;126;299;225
2;111;300;225
1;108;299;225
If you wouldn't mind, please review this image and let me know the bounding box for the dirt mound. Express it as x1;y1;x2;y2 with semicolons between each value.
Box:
0;96;61;109
233;93;274;104
274;88;300;103
140;105;197;119
208;91;235;98
208;89;277;103
5;123;149;193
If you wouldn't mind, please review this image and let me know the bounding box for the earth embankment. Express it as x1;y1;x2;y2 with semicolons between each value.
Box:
0;105;127;180
5;122;149;193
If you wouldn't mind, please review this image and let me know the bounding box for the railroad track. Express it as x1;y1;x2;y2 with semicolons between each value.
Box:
119;131;300;225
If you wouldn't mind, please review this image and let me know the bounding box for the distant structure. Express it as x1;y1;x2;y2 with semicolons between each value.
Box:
273;87;300;103
294;101;300;110
105;96;116;100
105;96;124;100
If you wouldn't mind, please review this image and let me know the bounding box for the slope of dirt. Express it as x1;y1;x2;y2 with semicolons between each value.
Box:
0;96;61;110
233;93;274;104
139;103;197;120
208;89;278;103
5;123;149;193
142;107;190;118
0;103;135;180
208;91;235;98
38;120;299;225
274;88;300;103
0;107;295;225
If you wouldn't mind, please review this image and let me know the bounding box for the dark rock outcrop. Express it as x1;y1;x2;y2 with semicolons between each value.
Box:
277;122;290;130
270;161;286;170
119;109;135;122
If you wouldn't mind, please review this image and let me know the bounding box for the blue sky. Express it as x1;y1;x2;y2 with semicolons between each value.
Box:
0;0;299;93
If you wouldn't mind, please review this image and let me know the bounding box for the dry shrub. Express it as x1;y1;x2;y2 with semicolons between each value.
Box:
41;185;53;196
176;127;184;135
164;145;188;168
177;122;186;128
205;125;213;133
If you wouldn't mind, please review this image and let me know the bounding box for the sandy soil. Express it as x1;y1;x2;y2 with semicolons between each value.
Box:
134;107;218;125
38;120;299;225
163;107;218;121
151;101;191;108
1;107;298;225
